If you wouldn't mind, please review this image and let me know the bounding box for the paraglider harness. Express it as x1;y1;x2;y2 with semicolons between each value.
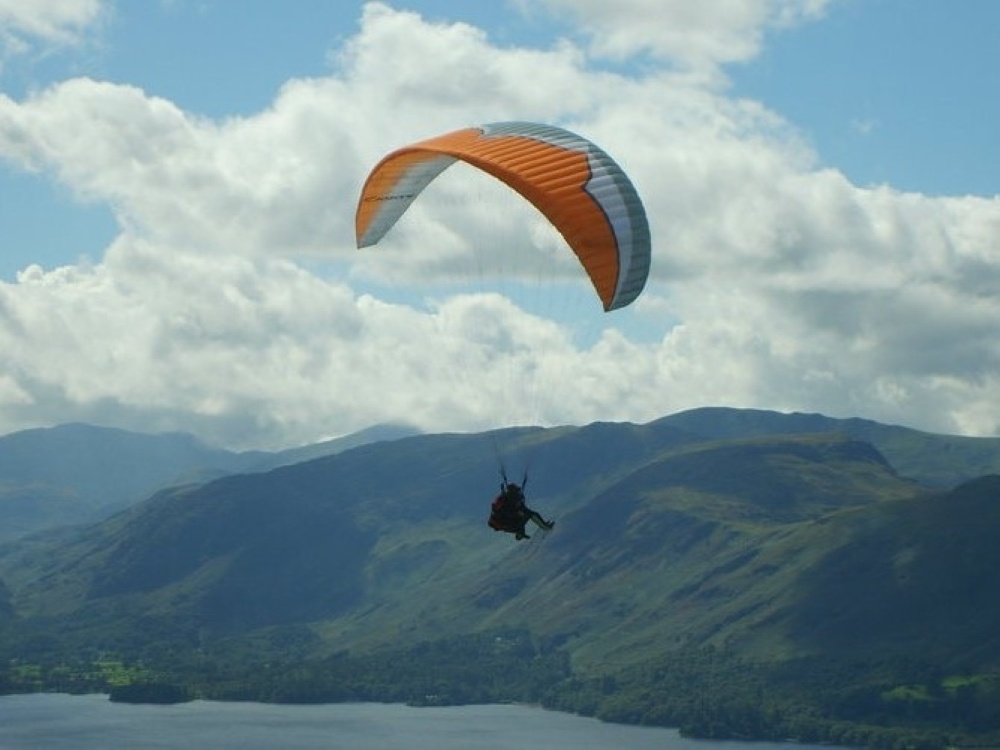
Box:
487;469;530;534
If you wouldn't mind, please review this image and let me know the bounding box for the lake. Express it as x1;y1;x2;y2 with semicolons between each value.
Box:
0;693;825;749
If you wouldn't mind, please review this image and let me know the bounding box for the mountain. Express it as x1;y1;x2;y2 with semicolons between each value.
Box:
0;424;246;542
262;423;421;469
0;421;419;542
1;408;999;744
762;474;1000;666
2;416;992;660
659;406;1000;487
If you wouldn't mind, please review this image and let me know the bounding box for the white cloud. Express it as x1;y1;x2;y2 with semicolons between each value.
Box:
0;1;999;449
531;0;832;75
0;0;104;61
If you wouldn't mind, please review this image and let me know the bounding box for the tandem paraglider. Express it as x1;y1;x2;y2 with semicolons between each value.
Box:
487;475;555;541
354;121;651;541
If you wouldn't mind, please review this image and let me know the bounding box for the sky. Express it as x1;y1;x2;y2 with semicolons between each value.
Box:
0;0;998;450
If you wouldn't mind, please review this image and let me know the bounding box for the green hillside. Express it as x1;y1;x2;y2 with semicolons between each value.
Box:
663;406;1000;487
1;409;999;746
0;421;418;541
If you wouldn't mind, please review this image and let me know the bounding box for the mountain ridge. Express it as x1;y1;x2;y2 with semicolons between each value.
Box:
0;414;983;658
0;421;419;541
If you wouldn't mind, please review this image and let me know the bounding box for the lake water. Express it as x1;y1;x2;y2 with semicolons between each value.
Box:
0;693;823;749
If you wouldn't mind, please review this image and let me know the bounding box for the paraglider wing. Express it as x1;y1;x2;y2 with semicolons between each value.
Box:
355;121;650;311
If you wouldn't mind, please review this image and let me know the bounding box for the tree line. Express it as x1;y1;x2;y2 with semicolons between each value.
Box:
3;634;998;748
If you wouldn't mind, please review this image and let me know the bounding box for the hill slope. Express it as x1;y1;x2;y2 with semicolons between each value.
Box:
662;406;1000;487
0;422;418;541
0;424;953;665
2;409;999;744
0;424;249;541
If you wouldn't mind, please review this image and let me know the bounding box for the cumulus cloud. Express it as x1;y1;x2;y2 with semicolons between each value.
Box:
0;0;998;449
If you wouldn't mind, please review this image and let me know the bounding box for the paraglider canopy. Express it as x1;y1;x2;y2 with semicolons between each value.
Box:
355;121;650;311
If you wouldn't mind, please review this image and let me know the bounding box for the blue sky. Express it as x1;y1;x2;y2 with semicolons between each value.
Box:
729;0;1000;197
0;1;998;448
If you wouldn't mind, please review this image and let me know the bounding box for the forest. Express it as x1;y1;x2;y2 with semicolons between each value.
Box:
3;633;999;749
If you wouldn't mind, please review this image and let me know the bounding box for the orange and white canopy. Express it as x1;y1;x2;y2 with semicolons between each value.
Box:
355;121;650;311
